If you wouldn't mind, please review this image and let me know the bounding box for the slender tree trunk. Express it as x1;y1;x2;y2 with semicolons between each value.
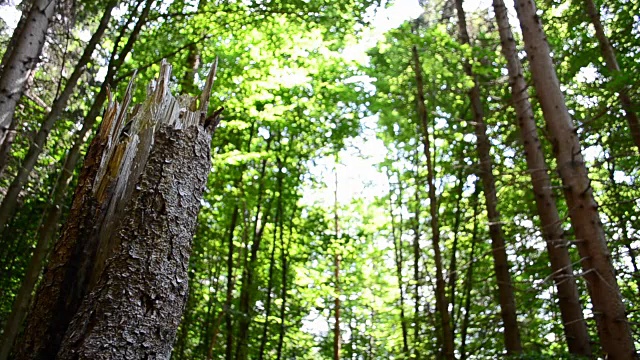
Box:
491;0;592;355
412;45;454;360
258;161;284;360
0;0;116;241
223;206;240;360
447;171;464;334
388;174;410;357
453;0;522;354
235;145;273;360
411;151;421;359
514;0;636;356
460;183;480;360
582;0;640;151
333;165;342;360
0;0;56;174
275;209;291;360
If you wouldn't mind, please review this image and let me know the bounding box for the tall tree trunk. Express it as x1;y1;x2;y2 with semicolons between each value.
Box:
258;160;284;360
459;183;480;360
491;0;592;355
447;170;464;334
224;206;240;360
411;151;421;359
235;143;273;360
333;165;342;360
514;0;636;356
453;0;522;354
52;61;221;358
0;0;116;242
411;45;454;360
275;207;292;360
0;0;56;174
388;173;410;357
583;0;640;151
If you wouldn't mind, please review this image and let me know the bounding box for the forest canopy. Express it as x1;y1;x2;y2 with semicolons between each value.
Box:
0;0;638;358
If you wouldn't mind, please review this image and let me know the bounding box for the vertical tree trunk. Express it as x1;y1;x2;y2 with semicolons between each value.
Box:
411;45;454;360
258;161;284;360
447;171;464;334
333;165;342;360
235;144;273;360
388;173;410;357
411;151;422;359
453;0;522;354
0;0;116;243
459;183;480;360
52;61;220;358
583;0;640;151
514;0;636;356
224;206;240;360
275;209;291;360
491;0;592;355
0;0;56;174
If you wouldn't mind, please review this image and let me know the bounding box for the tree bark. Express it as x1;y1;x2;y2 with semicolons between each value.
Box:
583;0;640;151
514;0;636;357
0;0;56;174
453;0;522;354
411;45;454;360
0;0;116;241
491;0;591;355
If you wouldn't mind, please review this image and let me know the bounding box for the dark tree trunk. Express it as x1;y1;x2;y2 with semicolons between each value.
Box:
514;0;636;357
453;0;522;354
333;166;342;360
388;173;410;357
235;144;273;360
459;183;480;360
412;45;454;360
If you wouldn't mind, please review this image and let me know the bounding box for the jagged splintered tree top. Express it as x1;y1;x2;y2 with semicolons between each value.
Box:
92;58;222;209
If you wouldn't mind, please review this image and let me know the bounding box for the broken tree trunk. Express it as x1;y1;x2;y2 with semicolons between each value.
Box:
14;60;222;360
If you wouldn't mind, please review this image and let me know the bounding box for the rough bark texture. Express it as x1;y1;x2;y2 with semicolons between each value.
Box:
514;0;636;357
0;0;115;240
0;0;56;171
583;0;640;151
453;0;522;354
411;45;454;360
491;0;591;355
14;60;221;359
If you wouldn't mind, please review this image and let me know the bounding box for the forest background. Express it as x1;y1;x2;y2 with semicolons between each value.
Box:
0;0;638;357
